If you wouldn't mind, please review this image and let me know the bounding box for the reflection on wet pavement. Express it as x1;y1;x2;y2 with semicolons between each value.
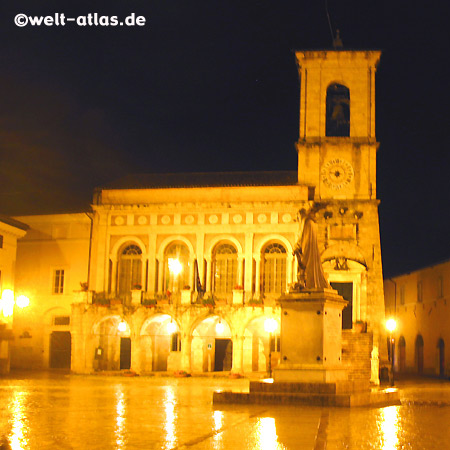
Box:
1;373;450;449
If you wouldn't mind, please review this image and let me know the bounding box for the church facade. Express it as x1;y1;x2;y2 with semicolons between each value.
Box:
8;49;387;381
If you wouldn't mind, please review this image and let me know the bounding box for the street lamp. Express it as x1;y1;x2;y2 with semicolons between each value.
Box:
168;257;183;294
264;318;278;378
386;318;397;386
215;318;225;334
1;289;15;318
118;320;127;333
16;295;30;309
167;319;177;335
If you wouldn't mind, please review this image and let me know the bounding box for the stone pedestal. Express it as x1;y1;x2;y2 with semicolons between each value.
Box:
274;288;348;383
213;288;400;407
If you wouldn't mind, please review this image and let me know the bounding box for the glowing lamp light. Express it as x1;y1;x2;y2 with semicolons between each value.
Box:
215;320;225;334
264;318;278;334
168;258;183;276
167;321;177;334
16;295;30;308
386;318;397;333
1;289;15;317
118;321;127;332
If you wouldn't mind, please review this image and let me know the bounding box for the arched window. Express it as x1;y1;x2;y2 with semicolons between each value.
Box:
326;83;350;137
164;242;190;293
118;244;142;295
213;243;237;296
262;242;287;295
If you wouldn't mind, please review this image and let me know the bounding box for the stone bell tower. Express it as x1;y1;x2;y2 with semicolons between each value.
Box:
294;50;388;383
296;50;380;200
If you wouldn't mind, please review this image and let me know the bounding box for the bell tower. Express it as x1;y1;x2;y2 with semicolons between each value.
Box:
296;50;381;200
294;49;388;383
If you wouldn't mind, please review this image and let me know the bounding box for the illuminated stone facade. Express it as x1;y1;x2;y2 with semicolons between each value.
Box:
385;260;450;377
0;216;28;374
8;49;387;381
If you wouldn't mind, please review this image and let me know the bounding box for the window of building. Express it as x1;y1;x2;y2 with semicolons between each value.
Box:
118;244;142;295
164;242;190;293
54;316;70;326
53;269;65;294
417;281;423;303
0;234;3;248
213;243;237;295
326;83;350;137
400;285;405;305
270;334;281;352
262;243;287;295
171;332;181;352
438;276;444;298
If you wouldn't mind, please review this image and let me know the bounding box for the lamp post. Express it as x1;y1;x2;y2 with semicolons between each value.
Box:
264;318;278;378
386;318;397;386
168;258;183;293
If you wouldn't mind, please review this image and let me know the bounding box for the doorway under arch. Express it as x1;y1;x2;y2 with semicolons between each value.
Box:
191;315;232;372
415;334;424;374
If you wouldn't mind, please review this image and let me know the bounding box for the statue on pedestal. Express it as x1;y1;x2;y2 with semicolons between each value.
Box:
292;203;330;291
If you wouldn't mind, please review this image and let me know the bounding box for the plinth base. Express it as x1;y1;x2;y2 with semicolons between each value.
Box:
274;363;348;383
213;379;400;407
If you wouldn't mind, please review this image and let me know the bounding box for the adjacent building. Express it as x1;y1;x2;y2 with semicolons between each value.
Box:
6;48;388;382
0;216;28;374
385;260;450;377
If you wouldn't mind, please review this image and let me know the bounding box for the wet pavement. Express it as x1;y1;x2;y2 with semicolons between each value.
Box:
0;372;450;449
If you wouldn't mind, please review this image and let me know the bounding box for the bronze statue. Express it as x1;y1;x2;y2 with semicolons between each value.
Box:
292;204;330;291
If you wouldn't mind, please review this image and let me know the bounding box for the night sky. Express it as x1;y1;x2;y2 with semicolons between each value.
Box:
0;1;449;278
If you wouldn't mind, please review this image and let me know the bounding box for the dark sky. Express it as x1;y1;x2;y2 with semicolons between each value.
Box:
0;1;449;278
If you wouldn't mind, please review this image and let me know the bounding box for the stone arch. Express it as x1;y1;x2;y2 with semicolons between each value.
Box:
140;313;180;372
415;334;424;374
254;235;293;255
259;240;289;297
110;236;148;258
92;315;131;371
321;242;367;269
326;82;350;137
242;315;280;373
211;240;240;300
205;235;243;256
156;235;195;260
323;243;368;328
161;240;192;295
190;314;232;373
110;237;147;296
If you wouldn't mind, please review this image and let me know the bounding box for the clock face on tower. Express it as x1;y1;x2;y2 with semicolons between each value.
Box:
321;158;354;190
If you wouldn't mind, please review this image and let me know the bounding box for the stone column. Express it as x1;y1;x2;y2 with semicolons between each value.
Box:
181;335;192;372
237;256;244;287
147;234;157;295
231;335;244;374
111;257;117;294
244;232;254;294
286;254;293;289
130;333;141;374
254;255;261;299
188;257;195;289
205;257;212;294
157;257;164;294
